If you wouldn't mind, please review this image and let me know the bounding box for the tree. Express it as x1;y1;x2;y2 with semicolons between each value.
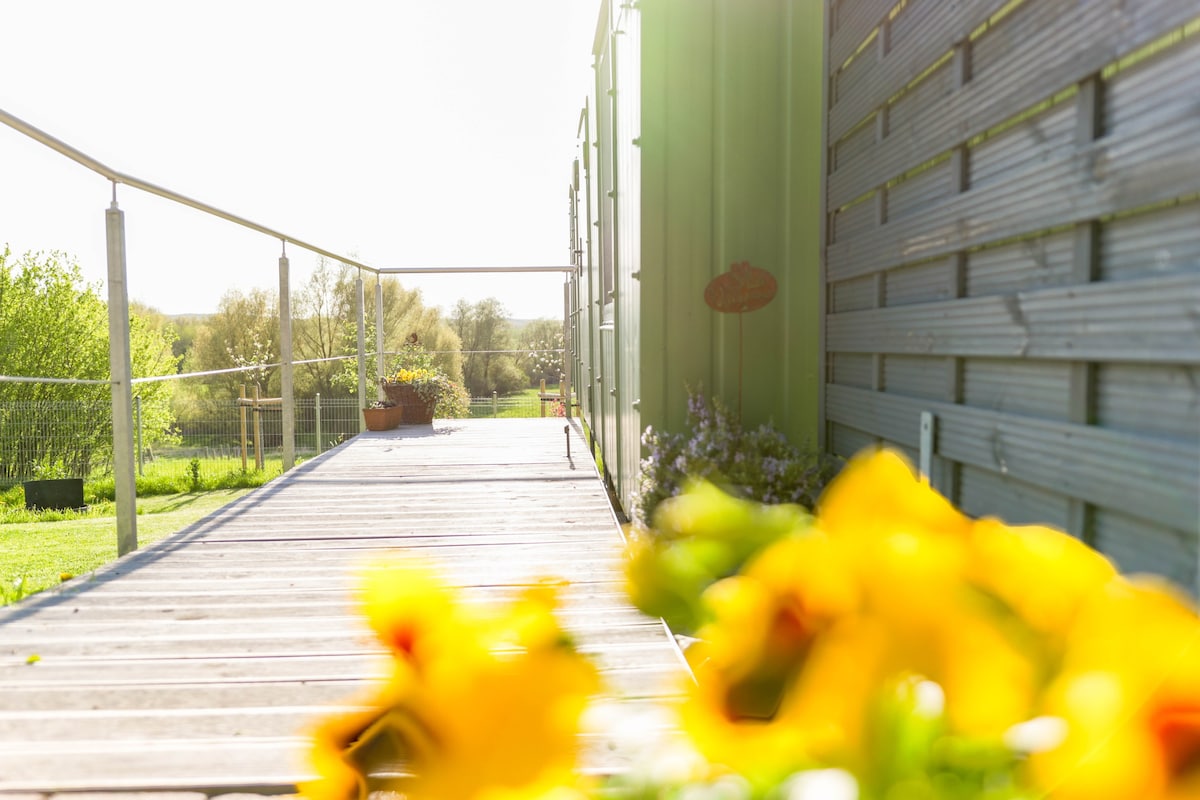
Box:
186;288;280;400
0;248;179;482
332;273;464;393
516;318;565;387
293;256;356;397
450;298;525;396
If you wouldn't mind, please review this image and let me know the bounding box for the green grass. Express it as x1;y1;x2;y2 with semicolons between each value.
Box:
0;489;254;606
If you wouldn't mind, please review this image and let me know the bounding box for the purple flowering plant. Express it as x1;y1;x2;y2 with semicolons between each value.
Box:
631;390;835;530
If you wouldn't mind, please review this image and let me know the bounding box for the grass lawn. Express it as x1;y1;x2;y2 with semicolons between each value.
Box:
0;489;253;606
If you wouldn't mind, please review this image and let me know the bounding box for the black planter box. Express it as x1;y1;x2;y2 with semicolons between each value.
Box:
23;478;85;511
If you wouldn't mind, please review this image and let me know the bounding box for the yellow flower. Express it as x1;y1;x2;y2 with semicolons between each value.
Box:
301;560;599;800
1029;577;1200;800
968;518;1118;638
816;448;971;544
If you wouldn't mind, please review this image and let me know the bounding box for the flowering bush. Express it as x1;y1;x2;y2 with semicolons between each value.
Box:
633;390;834;529
302;449;1200;800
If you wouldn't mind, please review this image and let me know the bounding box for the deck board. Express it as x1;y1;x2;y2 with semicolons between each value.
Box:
0;419;690;794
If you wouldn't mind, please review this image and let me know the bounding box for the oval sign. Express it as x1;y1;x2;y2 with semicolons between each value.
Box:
704;261;777;313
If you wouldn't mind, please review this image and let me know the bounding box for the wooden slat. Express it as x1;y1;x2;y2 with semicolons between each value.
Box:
829;0;895;68
828;0;1198;210
0;420;690;794
829;0;1010;143
827;269;1200;363
825;384;1200;533
827;104;1200;280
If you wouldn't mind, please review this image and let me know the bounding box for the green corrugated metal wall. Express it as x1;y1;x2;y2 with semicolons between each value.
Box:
575;0;826;514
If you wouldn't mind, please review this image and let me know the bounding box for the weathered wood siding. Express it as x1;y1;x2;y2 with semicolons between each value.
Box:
822;0;1200;592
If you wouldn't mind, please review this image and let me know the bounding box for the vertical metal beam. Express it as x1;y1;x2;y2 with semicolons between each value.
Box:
563;279;572;419
375;275;386;400
278;250;295;472
356;274;367;430
105;194;137;556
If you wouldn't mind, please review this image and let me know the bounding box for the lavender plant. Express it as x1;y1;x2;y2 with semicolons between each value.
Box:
632;390;834;529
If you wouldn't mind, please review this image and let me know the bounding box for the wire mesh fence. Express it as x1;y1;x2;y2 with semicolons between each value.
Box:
1;392;571;487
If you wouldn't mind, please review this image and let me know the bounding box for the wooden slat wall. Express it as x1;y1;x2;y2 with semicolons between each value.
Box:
823;0;1200;592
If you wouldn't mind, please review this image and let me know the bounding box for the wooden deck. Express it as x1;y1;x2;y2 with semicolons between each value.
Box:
0;419;689;796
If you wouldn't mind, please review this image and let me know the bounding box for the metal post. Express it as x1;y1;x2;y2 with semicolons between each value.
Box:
278;250;295;472
253;384;264;471
563;279;572;419
239;384;248;471
106;194;137;556
375;275;386;401
134;394;143;476
919;411;935;484
314;392;323;454
356;274;367;431
492;391;498;418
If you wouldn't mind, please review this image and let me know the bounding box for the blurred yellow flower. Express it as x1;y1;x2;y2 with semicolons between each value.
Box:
1030;577;1200;800
301;559;600;800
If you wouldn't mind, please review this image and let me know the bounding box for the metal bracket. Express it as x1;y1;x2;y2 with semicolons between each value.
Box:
919;411;935;484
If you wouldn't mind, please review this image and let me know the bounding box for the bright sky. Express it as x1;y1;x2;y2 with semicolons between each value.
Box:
0;0;601;321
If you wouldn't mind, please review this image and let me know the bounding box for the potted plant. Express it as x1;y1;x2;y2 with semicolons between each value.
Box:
380;335;469;424
381;368;459;424
362;400;401;431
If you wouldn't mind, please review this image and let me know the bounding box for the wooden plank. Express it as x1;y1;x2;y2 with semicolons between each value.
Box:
827;270;1200;362
827;105;1200;280
0;420;690;793
828;0;895;68
829;0;1009;142
828;0;1197;209
825;384;1200;533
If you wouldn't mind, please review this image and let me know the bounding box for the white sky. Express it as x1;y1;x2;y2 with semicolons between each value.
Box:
0;0;601;320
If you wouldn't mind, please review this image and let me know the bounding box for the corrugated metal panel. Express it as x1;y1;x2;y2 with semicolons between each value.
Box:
615;0;642;511
1106;34;1200;137
1100;201;1200;282
826;0;1196;211
830;352;875;389
1094;508;1197;589
882;355;947;400
958;463;1072;530
969;102;1075;191
965;231;1074;297
1096;363;1200;443
885;258;953;306
831;274;877;312
962;358;1070;420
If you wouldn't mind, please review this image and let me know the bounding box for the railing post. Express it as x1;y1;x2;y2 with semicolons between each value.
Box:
278;248;295;472
106;193;138;556
492;391;498;418
356;273;367;431
134;394;143;476
375;275;386;401
239;384;248;472
314;393;323;454
253;385;264;471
